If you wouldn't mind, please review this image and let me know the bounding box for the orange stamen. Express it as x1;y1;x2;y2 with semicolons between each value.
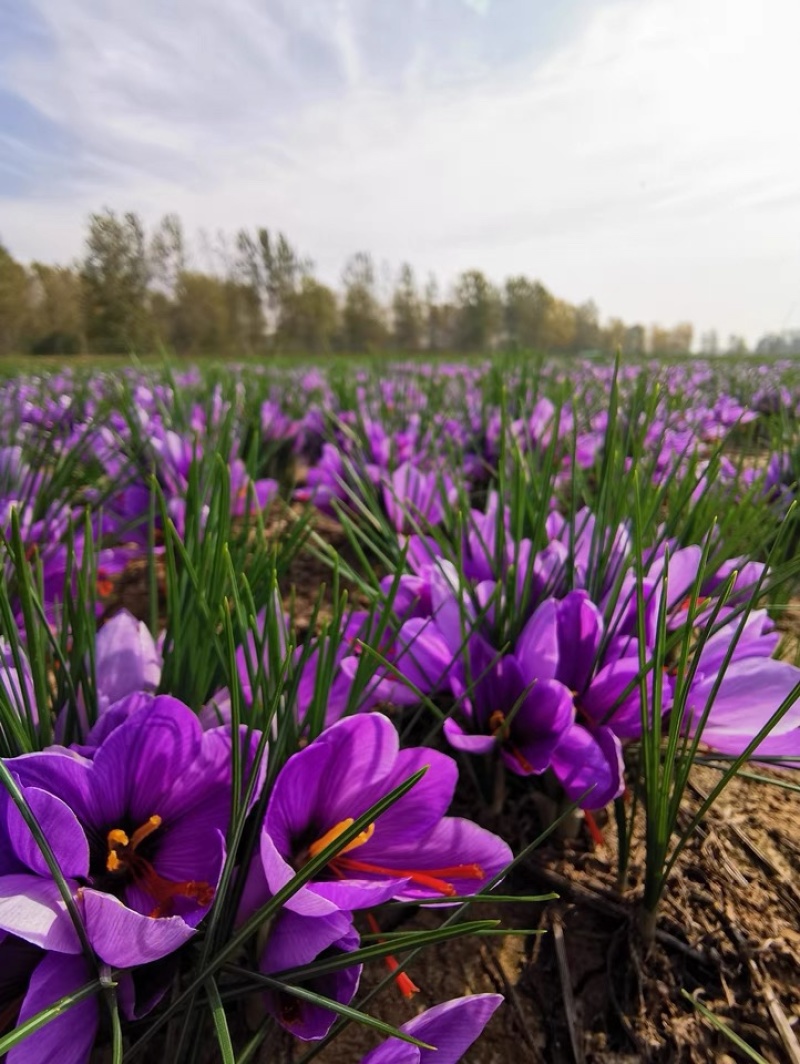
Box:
333;856;485;897
584;810;605;848
507;745;534;773
679;594;708;616
307;818;375;860
96;574;113;600
130;815;162;848
488;710;534;773
365;912;420;999
105;814;214;917
386;955;420;998
488;710;506;736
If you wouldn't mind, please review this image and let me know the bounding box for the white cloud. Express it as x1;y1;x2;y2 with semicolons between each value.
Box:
3;0;800;343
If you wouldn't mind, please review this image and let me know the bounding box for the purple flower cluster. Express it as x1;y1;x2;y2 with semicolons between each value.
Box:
376;498;800;807
0;625;511;1060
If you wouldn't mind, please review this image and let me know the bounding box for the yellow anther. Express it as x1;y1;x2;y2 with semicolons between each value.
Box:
308;819;375;860
130;815;162;850
106;817;163;874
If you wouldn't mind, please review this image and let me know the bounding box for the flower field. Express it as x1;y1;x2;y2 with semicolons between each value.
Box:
0;352;799;1063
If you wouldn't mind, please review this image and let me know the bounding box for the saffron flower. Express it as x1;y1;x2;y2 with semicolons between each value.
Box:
258;714;511;917
360;993;503;1064
442;611;574;778
683;610;800;757
0;935;97;1064
381;462;457;534
0;697;244;969
259;909;361;1040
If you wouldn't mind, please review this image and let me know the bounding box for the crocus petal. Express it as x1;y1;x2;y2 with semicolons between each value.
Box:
516;598;560;681
404;993;503;1064
4;784;89;879
264;740;333;857
94;610;161;711
689;658;800;743
503;679;575;775
8;752;95;827
116;953;178;1021
550;724;624;809
662;545;702;611
381;816;512;901
8;952;99;1064
76;692;154;755
555;592;604;693
357;747;458;850
259;831;339;917
443;717;496;756
394;618;458;695
261;910;361;1040
696;610;780;676
0;875;81;953
581;657;648;739
361;994;503;1064
260;909;354;972
81;888;195;967
124;827;225;928
310;876;406;913
90;696;204;827
312;714;401;827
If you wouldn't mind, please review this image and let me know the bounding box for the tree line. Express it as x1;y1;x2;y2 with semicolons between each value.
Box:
0;208;721;358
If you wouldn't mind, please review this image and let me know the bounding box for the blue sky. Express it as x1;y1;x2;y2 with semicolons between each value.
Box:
1;0;799;344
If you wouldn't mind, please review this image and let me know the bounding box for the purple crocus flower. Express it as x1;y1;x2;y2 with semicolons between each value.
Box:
257;714;511;917
52;609;162;746
381;462;457;534
93;610;162;714
0;697;244;969
0;935;97;1064
442;604;574;778
0;639;36;727
684;611;800;756
360;993;503;1064
259;910;361;1040
229;459;278;517
548;592;637;808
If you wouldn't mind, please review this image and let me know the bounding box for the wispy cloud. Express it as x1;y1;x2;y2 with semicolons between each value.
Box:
1;0;799;341
461;0;492;14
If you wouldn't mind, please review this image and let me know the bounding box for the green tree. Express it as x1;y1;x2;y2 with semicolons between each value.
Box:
341;252;386;351
81;210;151;352
573;300;600;353
149;214;185;296
542;298;577;353
391;264;423;351
276;277;339;353
424;274;444;351
171;271;229;354
237;228;312;337
503;276;553;350
600;317;626;355
0;244;30;355
454;270;501;351
28;263;84;354
623;324;646;356
650;322;694;355
170;272;264;356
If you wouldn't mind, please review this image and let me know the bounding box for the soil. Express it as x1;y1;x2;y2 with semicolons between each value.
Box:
106;510;800;1064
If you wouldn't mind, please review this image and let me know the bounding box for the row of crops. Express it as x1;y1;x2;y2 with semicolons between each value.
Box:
0;353;798;1062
